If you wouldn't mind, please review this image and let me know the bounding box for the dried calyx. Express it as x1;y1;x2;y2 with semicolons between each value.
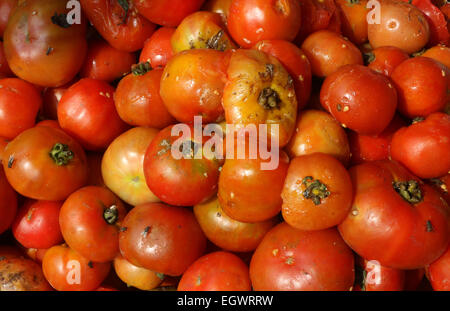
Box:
393;180;423;204
302;176;330;205
258;87;281;110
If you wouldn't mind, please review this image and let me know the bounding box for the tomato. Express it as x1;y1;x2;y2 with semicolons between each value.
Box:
3;126;88;201
390;112;450;179
0;136;8;164
132;0;206;27
139;27;176;68
59;186;127;263
336;0;369;45
321;64;398;135
427;243;450;290
429;174;450;204
391;57;449;118
144;124;221;206
368;0;430;54
203;0;232;25
12;200;63;250
286;110;351;165
115;66;176;128
0;42;13;78
354;257;405;291
35;120;62;130
0;257;51;291
160;49;228;124
412;0;450;46
42;244;111;291
0;78;42;140
0;166;17;235
250;223;355;291
178;251;251;291
58;78;129;151
80;39;136;82
338;160;449;269
102;127;161;206
366;46;409;77
0;0;15;38
194;197;278;252
253;39;312;110
3;0;87;87
41;80;76;121
113;254;164;291
25;248;48;264
301;30;363;77
422;45;450;68
227;0;302;48
119;203;207;276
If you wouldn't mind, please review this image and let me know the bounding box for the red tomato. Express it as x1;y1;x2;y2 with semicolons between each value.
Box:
412;0;450;46
427;243;450;290
42;80;76;121
355;257;405;291
422;45;450;69
367;46;409;77
336;0;369;45
429;174;450;205
35;120;62;130
0;166;17;235
139;27;176;68
0;0;15;38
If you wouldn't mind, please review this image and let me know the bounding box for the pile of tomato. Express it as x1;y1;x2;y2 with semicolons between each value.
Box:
0;0;449;292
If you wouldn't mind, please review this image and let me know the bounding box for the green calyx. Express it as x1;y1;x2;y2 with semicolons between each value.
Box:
103;205;119;225
302;176;330;205
49;143;74;166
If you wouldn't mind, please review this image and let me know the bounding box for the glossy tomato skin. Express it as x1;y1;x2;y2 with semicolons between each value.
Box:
0;166;17;235
0;0;15;38
250;223;355;291
227;0;302;48
59;186;127;263
178;251;251;291
367;46;409;77
0;78;42;140
336;0;369;45
119;203;207;276
3;0;87;87
139;27;176;68
412;0;450;46
42;244;111;291
0;257;52;291
321;64;398;135
390;112;450;179
338;160;449;269
422;45;450;69
355;257;405;291
3;126;88;201
113;254;163;291
12;200;63;250
58;78;129;150
427;244;450;291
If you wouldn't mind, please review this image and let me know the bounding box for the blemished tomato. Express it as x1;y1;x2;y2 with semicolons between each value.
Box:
391;57;449;118
80;39;136;83
194;197;278;252
250;223;355;291
42;244;111;291
59;186;127;263
0;0;15;38
203;0;232;25
227;0;302;48
102;127;161;206
119;203;207;276
132;0;206;27
336;0;369;45
301;30;363;77
429;174;450;205
139;27;176;68
427;243;450;291
113;254;164;291
354;257;405;291
41;80;76;121
3;126;88;201
0;257;51;291
0;166;17;235
178;251;251;291
0;42;13;78
422;45;450;69
338;160;449;269
390;112;450;179
286;109;351;165
253;39;312;110
80;0;156;52
12;200;63;250
366;46;409;77
115;66;176;128
3;0;87;87
57;78;129;151
320;64;398;135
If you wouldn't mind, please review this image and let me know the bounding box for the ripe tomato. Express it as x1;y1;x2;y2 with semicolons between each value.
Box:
366;46;409;77
390;112;450;179
12;200;63;250
102;127;161;206
115;66;176;128
0;166;17;235
0;42;13;78
42;244;111;291
354;257;405;291
178;251;251;291
391;57;449;118
321;64;398;135
412;0;450;46
57;78;129;151
41;80;76;121
81;0;156;52
194;197;278;252
0;257;51;291
427;243;450;291
139;27;176;68
422;45;450;69
3;0;87;87
35;120;61;130
250;223;355;291
336;0;369;45
301;30;363;77
59;186;127;263
119;203;207;276
3;126;88;201
203;0;232;25
0;0;15;38
338;160;449;269
429;174;450;205
227;0;302;48
113;254;163;291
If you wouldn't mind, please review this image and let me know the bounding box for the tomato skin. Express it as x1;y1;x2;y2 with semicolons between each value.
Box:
178;251;251;291
0;257;52;291
113;254;163;291
250;223;355;291
3;126;88;201
12;200;63;250
0;42;13;78
429;174;450;205
0;0;15;38
355;257;405;291
422;45;450;69
119;203;207;276
139;27;176;68
321;64;398;135
338;160;449;269
42;80;76;121
412;0;450;46
0;166;17;235
227;0;302;48
42;244;111;291
0;78;42;140
427;243;450;291
390;113;450;179
3;0;87;87
58;78;129;151
203;0;232;25
336;0;369;45
367;46;409;77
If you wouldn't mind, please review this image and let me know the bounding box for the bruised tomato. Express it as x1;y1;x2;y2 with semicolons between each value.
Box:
366;46;409;77
113;254;163;291
139;27;176;68
0;166;17;235
0;257;51;291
